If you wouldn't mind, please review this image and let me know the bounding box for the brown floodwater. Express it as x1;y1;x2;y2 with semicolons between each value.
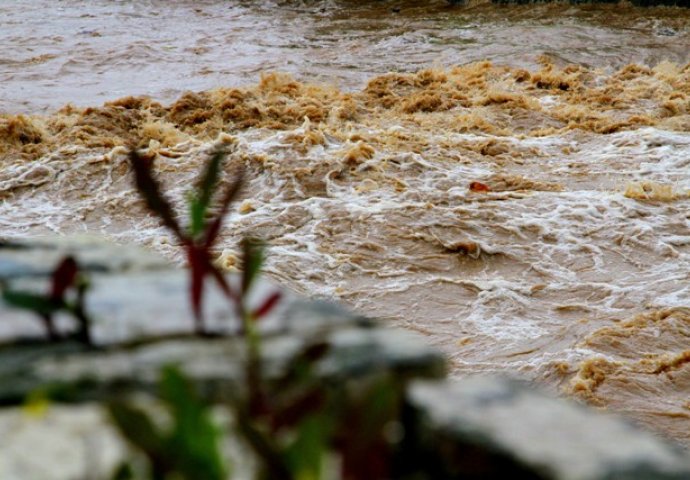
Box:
1;0;689;448
2;0;689;113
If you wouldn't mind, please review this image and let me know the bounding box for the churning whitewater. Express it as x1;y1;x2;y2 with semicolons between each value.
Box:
0;0;689;447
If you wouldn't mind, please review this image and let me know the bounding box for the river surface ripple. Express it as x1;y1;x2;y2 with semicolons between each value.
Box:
1;0;689;447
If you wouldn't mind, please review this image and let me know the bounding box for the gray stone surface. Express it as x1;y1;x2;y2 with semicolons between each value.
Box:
0;405;125;480
0;235;171;279
0;325;445;407
0;235;305;342
407;377;690;480
0;235;445;405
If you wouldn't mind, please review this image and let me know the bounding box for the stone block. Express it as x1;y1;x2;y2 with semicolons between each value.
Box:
407;377;690;479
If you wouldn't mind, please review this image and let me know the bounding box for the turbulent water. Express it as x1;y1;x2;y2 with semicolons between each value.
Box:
1;0;689;447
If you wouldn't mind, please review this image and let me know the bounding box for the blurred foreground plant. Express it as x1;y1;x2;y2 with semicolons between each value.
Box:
109;366;227;480
111;147;409;479
129;147;247;334
1;256;92;345
111;350;406;480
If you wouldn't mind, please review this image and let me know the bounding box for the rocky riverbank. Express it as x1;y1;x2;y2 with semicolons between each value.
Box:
1;236;689;479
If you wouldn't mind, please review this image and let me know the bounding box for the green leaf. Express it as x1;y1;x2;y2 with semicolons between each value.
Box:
108;368;229;480
189;148;227;240
241;237;264;295
159;366;227;480
188;196;206;240
198;149;226;211
108;402;164;460
110;462;135;480
2;289;62;315
284;414;330;480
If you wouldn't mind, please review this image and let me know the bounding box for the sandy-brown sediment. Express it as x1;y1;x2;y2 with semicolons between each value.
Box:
564;308;690;445
2;61;689;163
1;61;689;447
624;181;690;202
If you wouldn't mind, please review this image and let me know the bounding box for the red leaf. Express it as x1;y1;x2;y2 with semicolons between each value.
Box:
208;262;239;303
252;291;282;320
203;216;224;250
269;389;325;431
469;181;491;192
50;256;78;301
129;149;184;240
187;245;207;333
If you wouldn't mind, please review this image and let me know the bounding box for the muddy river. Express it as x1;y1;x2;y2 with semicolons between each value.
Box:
1;0;689;447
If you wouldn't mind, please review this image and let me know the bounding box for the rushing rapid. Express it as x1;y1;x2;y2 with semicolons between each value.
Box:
1;0;689;447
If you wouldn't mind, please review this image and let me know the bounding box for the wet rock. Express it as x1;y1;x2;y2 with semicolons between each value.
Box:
0;235;302;342
0;405;124;480
0;235;445;405
655;27;678;37
0;235;170;279
0;325;446;407
407;377;690;480
506;0;687;4
477;0;689;4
